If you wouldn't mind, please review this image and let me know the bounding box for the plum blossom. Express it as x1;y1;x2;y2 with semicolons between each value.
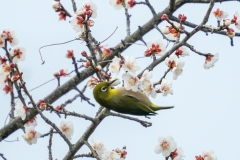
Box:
16;100;28;120
102;150;122;160
165;54;179;69
70;15;85;34
139;81;156;98
161;23;183;41
204;53;219;69
115;148;127;159
122;56;140;75
83;0;98;18
172;60;185;80
232;11;240;30
87;76;98;88
170;147;184;160
213;8;228;21
3;84;12;94
158;79;173;96
24;117;37;127
59;121;74;140
202;149;217;160
146;39;166;56
226;28;235;38
10;46;26;63
22;126;41;145
109;0;124;10
139;70;156;98
175;47;189;57
1;29;19;46
122;72;140;92
70;0;97;34
154;136;177;157
92;139;106;157
125;0;135;9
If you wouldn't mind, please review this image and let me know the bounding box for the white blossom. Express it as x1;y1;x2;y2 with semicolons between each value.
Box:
171;147;184;160
70;15;85;34
147;39;166;56
2;29;19;46
110;56;121;75
59;121;74;140
172;60;185;80
16;100;27;120
87;76;98;88
213;8;228;21
165;54;179;68
202;149;217;160
158;79;173;96
10;46;26;63
24;118;37;128
154;136;177;157
233;11;240;30
122;72;140;92
122;56;140;75
109;0;123;10
52;1;61;11
22;126;41;145
83;0;98;18
176;47;189;57
92;139;106;157
204;53;219;69
102;150;122;160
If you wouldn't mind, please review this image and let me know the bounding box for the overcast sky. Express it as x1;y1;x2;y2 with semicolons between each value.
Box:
1;0;240;160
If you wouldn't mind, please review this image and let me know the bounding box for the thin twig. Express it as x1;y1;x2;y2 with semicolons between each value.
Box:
38;38;82;64
73;153;94;159
154;68;171;87
48;128;53;160
71;0;77;12
100;27;118;44
184;43;209;56
0;153;7;160
108;112;152;127
124;8;131;36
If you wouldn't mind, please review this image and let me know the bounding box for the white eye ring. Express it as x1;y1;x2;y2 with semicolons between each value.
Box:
101;86;107;92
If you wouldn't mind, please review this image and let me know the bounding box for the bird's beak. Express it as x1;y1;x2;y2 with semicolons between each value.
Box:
108;79;118;87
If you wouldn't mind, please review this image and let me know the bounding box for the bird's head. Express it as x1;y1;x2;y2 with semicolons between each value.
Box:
93;79;117;101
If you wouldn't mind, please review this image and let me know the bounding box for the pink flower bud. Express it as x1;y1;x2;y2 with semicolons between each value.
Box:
178;14;187;23
87;20;95;27
83;61;91;68
81;51;88;57
161;14;168;20
66;50;74;59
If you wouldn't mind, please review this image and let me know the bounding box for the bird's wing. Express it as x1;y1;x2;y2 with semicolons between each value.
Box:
122;95;157;115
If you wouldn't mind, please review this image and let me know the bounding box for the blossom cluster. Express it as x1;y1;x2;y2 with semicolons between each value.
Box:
0;29;26;94
213;8;240;38
92;139;127;160
154;135;217;160
69;0;98;37
109;0;136;10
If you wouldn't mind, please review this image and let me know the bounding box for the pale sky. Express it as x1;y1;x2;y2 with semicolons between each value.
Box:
0;0;240;160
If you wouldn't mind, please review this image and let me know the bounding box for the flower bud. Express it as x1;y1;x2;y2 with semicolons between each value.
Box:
95;65;102;71
87;20;95;27
223;19;231;27
83;61;91;68
66;50;74;59
178;14;187;23
81;51;88;57
226;28;235;38
161;14;168;20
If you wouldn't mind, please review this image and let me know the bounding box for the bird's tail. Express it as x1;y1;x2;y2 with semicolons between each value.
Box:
151;104;174;111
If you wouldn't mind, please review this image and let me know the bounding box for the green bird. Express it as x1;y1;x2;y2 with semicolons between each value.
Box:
93;80;174;116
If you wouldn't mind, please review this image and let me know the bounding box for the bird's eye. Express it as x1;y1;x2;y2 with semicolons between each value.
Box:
101;86;107;92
